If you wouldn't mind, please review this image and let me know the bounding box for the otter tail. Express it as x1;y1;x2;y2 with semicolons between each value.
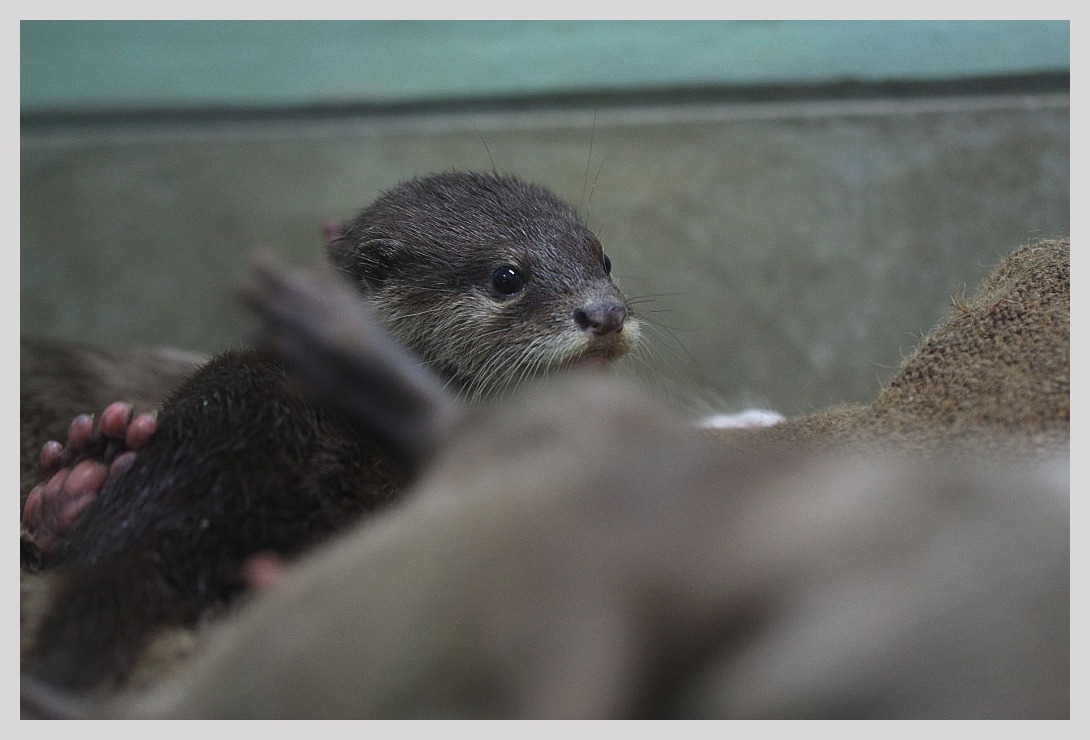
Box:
25;553;192;693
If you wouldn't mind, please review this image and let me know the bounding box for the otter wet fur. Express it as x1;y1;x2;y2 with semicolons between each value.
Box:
23;171;640;692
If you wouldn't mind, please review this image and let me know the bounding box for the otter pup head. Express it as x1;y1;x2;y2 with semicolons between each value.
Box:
329;171;640;400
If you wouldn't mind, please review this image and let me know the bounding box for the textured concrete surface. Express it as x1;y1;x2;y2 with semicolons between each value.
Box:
19;92;1069;416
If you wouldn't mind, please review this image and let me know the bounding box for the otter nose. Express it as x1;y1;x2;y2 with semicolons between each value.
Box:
573;301;628;336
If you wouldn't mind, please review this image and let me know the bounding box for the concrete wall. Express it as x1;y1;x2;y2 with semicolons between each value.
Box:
20;22;1070;417
20;93;1069;416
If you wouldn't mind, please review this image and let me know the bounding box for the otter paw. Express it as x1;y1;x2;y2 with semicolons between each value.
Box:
22;402;158;559
240;551;290;591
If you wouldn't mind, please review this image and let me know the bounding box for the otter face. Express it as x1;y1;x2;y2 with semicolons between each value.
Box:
332;171;640;400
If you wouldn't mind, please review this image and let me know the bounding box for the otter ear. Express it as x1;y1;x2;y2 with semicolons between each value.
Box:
323;219;351;266
330;236;411;292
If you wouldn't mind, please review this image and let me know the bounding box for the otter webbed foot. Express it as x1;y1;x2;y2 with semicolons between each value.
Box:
22;402;158;566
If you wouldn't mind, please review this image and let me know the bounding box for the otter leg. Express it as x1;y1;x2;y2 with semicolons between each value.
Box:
22;402;158;563
240;255;457;464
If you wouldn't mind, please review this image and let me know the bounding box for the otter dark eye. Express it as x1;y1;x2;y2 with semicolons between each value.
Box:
603;254;612;275
491;265;526;296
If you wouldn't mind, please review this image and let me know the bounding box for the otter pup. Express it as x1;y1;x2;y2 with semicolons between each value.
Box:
22;171;639;692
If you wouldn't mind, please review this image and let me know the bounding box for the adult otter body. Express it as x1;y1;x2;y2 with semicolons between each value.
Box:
23;171;639;692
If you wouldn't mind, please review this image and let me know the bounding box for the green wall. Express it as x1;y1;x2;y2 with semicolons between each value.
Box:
21;20;1069;113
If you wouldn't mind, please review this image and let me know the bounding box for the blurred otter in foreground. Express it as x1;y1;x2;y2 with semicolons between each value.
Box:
22;238;1069;718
